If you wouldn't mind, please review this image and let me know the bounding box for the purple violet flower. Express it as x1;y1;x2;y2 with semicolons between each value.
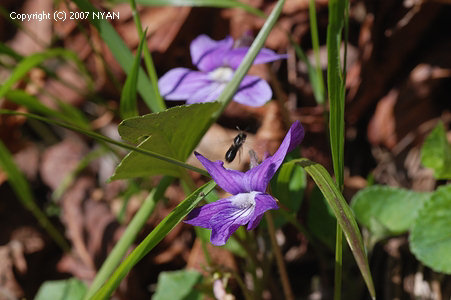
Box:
158;34;287;107
185;121;305;246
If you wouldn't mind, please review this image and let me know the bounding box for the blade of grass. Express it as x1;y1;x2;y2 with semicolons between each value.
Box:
214;0;286;117
308;0;326;104
295;158;375;298
128;0;166;111
0;110;208;177
128;0;265;18
83;176;174;300
0;140;69;251
119;28;147;119
71;0;163;113
90;180;217;299
326;1;352;299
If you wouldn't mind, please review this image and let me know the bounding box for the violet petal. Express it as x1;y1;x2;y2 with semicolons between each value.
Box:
209;193;257;245
186;81;224;104
223;47;288;70
234;75;272;107
246;121;304;192
194;152;248;194
247;193;278;230
184;198;235;228
158;68;211;100
190;35;234;72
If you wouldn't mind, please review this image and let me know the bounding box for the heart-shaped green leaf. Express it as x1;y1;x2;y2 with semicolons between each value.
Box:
421;121;451;179
351;185;431;240
111;102;220;180
410;184;451;274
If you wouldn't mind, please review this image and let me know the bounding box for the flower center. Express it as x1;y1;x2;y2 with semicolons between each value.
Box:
232;191;259;209
209;67;234;83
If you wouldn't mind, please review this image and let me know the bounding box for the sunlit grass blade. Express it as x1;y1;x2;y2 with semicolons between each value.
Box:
0;109;208;176
290;39;325;105
129;0;265;18
84;176;174;300
90;180;217;300
0;48;90;99
327;0;346;187
129;0;165;111
308;0;326;104
0;140;69;251
214;0;286;117
119;29;147;119
295;158;375;299
327;1;347;298
72;0;164;113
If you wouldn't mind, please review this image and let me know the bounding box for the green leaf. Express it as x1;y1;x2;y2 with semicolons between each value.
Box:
35;278;86;300
0;42;23;61
0;140;69;251
421;121;451;179
34;278;86;300
307;186;336;251
326;0;346;188
271;160;306;227
123;0;265;18
410;184;451;274
152;270;203;300
119;29;147;119
72;0;164;112
111;102;220;180
351;185;430;241
91;180;217;299
295;158;375;299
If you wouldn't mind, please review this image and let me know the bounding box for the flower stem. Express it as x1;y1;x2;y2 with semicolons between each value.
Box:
265;212;294;300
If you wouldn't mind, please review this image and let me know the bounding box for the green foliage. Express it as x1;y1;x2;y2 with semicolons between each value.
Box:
295;158;375;299
421;121;451;179
307;186;336;250
34;278;86;300
271;159;306;227
326;0;346;188
91;180;217;299
72;0;164;112
111;102;220;180
152;270;203;300
410;185;451;274
119;29;146;119
351;185;431;241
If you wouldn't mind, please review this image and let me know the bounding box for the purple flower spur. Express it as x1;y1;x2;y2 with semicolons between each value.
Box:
185;121;305;246
158;34;287;107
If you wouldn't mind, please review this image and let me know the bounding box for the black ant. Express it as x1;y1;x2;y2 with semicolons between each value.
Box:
225;129;247;163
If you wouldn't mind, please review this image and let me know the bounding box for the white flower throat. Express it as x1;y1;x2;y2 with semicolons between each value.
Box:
209;67;234;83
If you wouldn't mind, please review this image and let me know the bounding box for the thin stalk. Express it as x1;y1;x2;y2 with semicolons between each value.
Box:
129;0;166;112
0;110;209;177
334;226;343;300
308;0;326;104
265;212;294;300
83;177;173;299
